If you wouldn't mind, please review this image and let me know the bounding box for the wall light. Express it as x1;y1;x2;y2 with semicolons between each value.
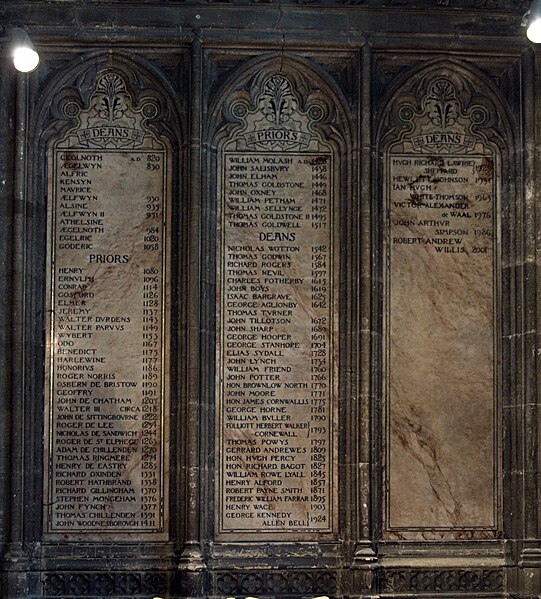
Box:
2;26;40;72
524;0;541;43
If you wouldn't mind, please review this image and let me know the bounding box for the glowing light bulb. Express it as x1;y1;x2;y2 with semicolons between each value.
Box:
527;17;541;42
526;0;541;43
12;46;40;72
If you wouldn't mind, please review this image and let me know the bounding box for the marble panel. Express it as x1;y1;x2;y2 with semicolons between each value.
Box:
43;71;171;539
216;74;339;540
384;75;500;540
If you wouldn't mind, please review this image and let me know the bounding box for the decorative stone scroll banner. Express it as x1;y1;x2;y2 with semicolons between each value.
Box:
216;73;339;540
383;74;501;540
44;70;171;539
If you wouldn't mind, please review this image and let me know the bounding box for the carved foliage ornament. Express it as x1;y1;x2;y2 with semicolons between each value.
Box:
387;73;492;155
61;70;160;150
226;73;328;152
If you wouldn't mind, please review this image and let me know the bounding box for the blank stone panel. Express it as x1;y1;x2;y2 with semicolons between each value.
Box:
383;74;501;541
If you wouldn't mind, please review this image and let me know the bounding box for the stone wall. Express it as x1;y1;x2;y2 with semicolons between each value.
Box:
0;2;539;598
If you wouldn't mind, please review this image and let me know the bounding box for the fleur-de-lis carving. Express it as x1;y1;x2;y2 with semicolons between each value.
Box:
425;79;460;129
94;72;130;123
261;75;297;125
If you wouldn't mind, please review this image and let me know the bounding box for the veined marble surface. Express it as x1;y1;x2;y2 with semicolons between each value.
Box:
386;153;497;538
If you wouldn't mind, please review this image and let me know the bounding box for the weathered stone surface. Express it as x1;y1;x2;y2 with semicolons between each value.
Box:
0;2;536;597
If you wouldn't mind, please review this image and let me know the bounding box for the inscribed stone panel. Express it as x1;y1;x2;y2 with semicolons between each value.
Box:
216;73;339;540
43;70;171;540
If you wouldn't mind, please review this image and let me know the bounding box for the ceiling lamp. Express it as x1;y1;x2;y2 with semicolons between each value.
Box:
2;27;40;72
525;0;541;43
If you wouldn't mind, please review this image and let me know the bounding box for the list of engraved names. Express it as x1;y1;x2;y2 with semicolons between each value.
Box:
218;152;337;537
389;155;493;257
45;148;168;535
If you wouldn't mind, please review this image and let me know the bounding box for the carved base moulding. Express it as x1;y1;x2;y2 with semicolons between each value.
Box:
41;571;170;598
29;565;511;599
380;568;505;594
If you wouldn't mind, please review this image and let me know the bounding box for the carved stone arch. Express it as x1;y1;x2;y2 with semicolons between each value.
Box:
207;52;353;153
377;57;515;159
21;48;187;561
31;50;184;152
375;58;519;548
201;51;359;597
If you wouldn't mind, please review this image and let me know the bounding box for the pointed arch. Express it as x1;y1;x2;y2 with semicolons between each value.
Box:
376;57;517;544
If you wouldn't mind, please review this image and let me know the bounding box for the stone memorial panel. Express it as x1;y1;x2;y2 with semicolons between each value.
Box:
216;74;338;539
384;76;500;538
43;71;171;538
